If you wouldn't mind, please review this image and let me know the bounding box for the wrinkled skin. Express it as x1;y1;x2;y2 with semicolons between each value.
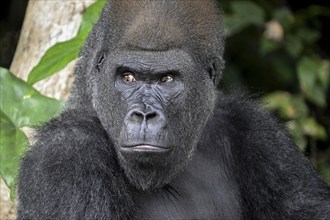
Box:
92;50;216;190
17;0;330;219
85;0;222;191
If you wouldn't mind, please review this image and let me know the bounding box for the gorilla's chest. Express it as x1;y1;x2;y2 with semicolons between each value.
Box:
136;154;241;219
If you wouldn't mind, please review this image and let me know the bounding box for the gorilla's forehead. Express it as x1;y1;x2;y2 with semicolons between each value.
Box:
109;0;216;51
108;49;196;73
122;8;185;51
102;0;224;57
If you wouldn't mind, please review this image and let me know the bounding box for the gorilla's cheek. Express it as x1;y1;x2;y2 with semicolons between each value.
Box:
90;53;215;190
91;79;126;144
169;84;216;153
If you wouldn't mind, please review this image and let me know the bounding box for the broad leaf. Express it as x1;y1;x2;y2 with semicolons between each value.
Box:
302;117;327;141
263;92;308;119
27;0;106;85
0;110;28;200
298;57;326;107
317;60;330;89
0;67;63;128
0;67;63;200
286;120;307;151
27;38;81;85
78;0;107;39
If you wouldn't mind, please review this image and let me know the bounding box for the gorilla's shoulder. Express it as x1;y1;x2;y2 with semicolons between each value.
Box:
40;109;98;131
216;92;279;124
34;109;107;148
212;92;288;142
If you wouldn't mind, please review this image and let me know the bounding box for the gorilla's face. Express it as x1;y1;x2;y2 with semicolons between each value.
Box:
91;49;217;190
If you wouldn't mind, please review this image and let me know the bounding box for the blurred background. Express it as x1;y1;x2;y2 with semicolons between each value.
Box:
222;0;330;182
1;0;329;219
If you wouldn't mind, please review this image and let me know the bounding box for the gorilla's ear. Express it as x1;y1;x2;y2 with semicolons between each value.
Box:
208;57;224;86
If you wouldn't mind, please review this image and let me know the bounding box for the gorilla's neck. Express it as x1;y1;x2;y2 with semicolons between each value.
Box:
134;142;241;219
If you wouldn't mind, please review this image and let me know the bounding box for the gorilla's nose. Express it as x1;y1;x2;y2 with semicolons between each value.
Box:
127;109;165;126
123;106;167;145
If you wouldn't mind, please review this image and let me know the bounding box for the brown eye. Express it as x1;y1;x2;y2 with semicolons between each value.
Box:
160;75;173;83
122;73;136;82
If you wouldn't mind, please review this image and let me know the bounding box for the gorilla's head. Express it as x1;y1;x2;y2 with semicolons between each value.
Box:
71;0;224;190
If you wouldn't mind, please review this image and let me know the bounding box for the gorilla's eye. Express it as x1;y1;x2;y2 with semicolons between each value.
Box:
122;73;136;83
160;75;173;83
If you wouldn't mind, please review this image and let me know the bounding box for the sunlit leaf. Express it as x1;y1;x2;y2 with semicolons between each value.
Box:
27;38;82;85
78;0;107;39
0;110;28;200
302;117;327;141
27;0;106;85
0;67;63;200
263;92;308;119
286;120;307;151
0;0;107;200
0;67;63;127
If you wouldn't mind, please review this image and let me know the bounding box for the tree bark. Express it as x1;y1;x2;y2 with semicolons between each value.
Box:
10;0;95;99
0;1;96;219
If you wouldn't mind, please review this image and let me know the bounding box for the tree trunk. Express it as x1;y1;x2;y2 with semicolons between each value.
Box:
10;0;95;99
0;1;95;219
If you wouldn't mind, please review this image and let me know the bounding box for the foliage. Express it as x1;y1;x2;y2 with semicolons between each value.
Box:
0;0;105;200
0;0;329;200
27;0;107;85
0;68;63;199
222;1;330;182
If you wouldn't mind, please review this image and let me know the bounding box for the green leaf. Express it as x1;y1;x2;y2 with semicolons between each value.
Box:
318;162;330;185
27;38;82;85
27;0;106;85
297;57;326;107
302;117;327;141
1;67;63;199
271;56;295;85
273;8;294;31
0;67;63;127
296;27;320;44
78;0;107;39
298;57;318;89
317;60;330;89
260;37;281;54
0;110;28;200
263;92;308;119
225;1;265;36
286;35;303;58
286;120;307;151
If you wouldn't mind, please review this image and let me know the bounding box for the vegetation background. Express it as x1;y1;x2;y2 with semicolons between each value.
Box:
0;0;329;219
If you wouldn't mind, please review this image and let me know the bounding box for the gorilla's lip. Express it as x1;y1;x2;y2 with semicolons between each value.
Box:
120;144;171;153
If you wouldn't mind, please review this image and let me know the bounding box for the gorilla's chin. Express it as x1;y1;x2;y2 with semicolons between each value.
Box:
117;150;188;191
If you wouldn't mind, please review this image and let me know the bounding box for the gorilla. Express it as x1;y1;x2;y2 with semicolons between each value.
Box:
17;0;330;219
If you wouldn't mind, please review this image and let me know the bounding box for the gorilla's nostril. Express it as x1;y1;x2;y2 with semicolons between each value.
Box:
146;112;158;120
131;111;144;122
130;110;159;123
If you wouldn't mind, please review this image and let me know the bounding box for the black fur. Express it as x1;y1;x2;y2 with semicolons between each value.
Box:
17;0;330;219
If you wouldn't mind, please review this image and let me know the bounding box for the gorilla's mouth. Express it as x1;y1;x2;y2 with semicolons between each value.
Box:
120;144;171;153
